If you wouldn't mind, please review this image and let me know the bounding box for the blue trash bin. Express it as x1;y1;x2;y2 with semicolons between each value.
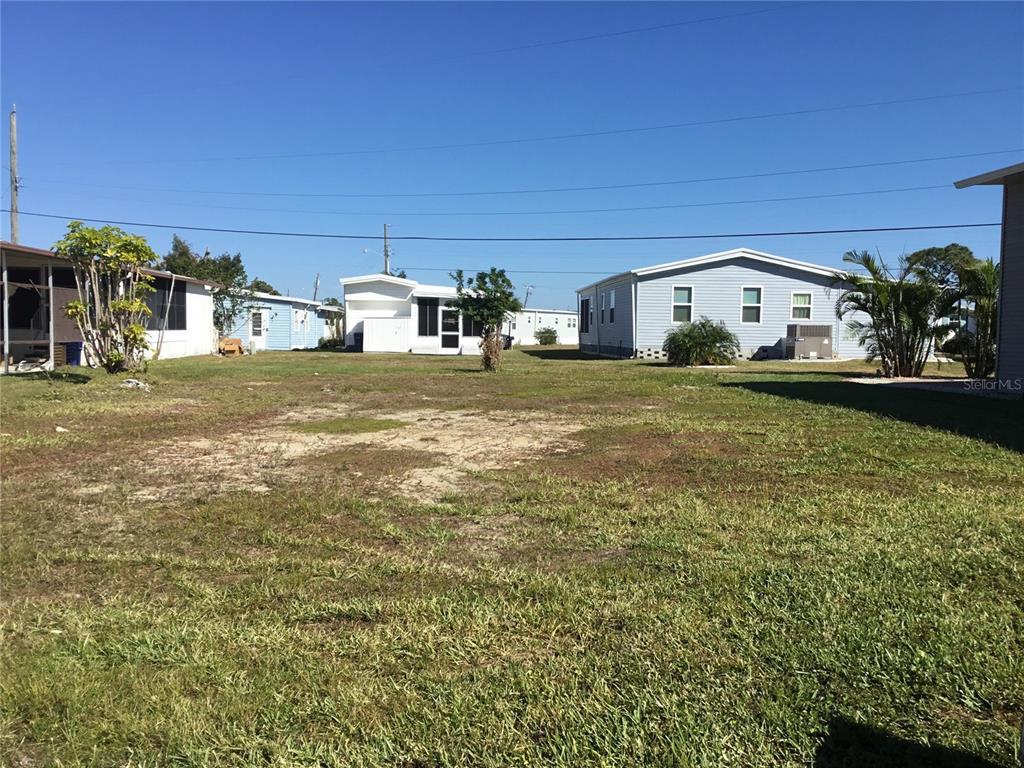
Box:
64;341;84;366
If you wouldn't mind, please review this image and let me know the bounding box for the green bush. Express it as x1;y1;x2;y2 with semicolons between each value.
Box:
663;317;740;366
534;327;558;345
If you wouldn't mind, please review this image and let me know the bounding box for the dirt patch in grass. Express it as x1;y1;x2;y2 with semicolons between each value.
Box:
78;406;584;504
293;416;408;435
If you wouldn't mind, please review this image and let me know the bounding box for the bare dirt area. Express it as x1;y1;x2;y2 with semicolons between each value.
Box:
77;405;586;504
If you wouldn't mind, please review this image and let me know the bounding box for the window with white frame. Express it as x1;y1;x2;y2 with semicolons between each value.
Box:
251;310;263;337
741;287;762;324
791;292;812;320
608;290;615;323
600;293;605;324
672;286;693;323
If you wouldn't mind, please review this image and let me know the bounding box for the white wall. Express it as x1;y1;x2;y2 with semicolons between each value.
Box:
145;283;217;360
509;309;579;346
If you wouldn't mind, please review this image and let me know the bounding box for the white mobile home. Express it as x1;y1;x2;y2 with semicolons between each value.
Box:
509;309;579;346
341;274;490;354
576;248;867;360
1;241;218;372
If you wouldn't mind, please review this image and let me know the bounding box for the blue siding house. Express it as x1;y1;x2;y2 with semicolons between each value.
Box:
224;292;331;351
577;248;868;360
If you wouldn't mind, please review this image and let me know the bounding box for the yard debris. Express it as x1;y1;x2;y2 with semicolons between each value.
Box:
120;378;152;391
54;426;69;433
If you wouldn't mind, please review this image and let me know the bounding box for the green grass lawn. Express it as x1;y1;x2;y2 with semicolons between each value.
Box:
1;349;1022;767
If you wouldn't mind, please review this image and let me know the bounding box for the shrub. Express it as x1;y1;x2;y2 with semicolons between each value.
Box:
534;327;558;345
663;318;740;366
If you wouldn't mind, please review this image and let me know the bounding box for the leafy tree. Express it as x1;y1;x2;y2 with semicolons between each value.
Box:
833;250;945;377
158;235;254;336
53;221;156;373
910;243;975;287
449;268;522;372
534;327;558;345
248;278;279;295
319;297;344;342
663;317;740;366
941;258;1000;378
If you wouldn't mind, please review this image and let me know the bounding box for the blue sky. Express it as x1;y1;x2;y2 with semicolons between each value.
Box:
2;1;1022;309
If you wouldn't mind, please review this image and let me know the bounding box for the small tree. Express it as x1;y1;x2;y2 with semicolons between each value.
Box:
160;235;255;336
53;221;156;373
248;278;279;295
449;268;522;372
663;318;740;366
534;326;558;345
943;258;999;378
833;250;944;377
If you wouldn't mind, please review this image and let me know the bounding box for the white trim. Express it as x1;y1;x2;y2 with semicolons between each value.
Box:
670;284;694;323
790;290;813;321
740;285;763;325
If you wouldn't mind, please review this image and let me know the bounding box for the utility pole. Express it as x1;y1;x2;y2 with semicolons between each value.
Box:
383;223;391;275
312;272;320;301
523;285;534;308
9;105;18;243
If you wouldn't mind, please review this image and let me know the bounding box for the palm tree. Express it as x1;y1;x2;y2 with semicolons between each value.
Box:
941;258;999;378
833;250;943;378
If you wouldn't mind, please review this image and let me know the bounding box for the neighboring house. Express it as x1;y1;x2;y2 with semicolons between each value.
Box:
1;241;217;372
955;162;1024;397
509;309;579;346
224;292;330;351
341;273;502;354
576;248;866;360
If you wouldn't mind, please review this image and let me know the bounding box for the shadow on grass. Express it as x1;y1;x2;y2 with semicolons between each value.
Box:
814;718;1006;767
727;380;1024;453
518;347;602;361
5;370;92;384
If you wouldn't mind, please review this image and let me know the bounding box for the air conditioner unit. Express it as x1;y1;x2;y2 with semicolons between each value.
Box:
784;324;832;360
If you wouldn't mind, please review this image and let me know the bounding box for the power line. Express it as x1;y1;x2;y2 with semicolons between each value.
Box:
4;208;1001;242
32;86;1021;166
28;183;953;217
24;148;1022;199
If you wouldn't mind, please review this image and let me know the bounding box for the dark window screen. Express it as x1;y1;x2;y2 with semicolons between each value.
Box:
146;277;187;331
418;298;439;336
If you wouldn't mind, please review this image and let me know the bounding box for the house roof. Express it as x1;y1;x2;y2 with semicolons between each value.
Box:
954;162;1024;189
339;273;459;299
250;290;322;307
576;248;841;292
1;241;221;288
339;273;418;288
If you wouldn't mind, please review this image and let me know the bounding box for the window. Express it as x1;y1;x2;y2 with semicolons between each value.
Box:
672;286;693;323
600;293;605;324
146;277;187;331
608;290;615;323
741;287;762;324
580;298;591;333
52;267;77;288
251;310;263;337
417;298;439;336
554;317;559;325
462;315;485;337
791;292;812;320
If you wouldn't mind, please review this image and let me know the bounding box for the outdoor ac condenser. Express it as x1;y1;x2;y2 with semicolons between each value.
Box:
784;324;833;359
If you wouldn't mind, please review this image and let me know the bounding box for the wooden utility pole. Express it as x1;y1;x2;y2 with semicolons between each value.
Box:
9;105;18;243
383;223;391;275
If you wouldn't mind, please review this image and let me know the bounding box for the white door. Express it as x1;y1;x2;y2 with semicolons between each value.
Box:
250;309;268;350
364;318;409;352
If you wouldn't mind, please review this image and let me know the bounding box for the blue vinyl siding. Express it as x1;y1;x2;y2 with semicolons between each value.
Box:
635;258;863;358
577;275;635;357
